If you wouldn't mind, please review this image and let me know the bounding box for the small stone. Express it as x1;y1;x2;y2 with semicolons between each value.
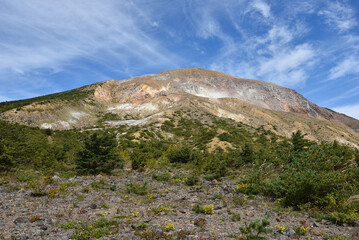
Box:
313;222;320;227
33;229;44;236
52;175;61;182
90;203;97;209
265;210;277;217
39;224;48;230
247;206;255;211
321;219;331;225
283;228;296;236
13;217;27;224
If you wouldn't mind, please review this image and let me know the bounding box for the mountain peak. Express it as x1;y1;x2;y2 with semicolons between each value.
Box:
1;68;358;146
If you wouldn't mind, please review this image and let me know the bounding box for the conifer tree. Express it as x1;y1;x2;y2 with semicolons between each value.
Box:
75;131;122;175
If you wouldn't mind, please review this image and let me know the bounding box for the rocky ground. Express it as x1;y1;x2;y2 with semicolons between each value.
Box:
0;168;358;240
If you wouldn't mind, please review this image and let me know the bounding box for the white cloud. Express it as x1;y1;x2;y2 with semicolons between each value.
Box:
333;103;359;120
0;96;11;102
329;56;359;80
210;20;315;87
260;44;314;74
252;0;271;18
318;1;357;32
0;1;178;76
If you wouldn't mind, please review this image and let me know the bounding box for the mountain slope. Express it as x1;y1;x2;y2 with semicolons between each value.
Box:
1;68;358;146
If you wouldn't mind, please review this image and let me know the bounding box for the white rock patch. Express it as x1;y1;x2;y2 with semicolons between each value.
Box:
70;111;90;119
108;103;158;112
218;108;244;121
41;123;53;129
108;104;133;111
135;103;158;111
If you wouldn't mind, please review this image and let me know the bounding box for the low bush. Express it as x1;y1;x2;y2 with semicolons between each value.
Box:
126;182;148;195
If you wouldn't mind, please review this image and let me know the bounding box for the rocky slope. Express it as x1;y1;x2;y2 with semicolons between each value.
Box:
1;68;359;146
1;168;357;240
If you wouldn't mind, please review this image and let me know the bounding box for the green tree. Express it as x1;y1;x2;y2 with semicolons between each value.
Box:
168;145;192;163
75;132;122;175
291;130;311;152
241;143;256;163
0;139;15;172
131;151;148;170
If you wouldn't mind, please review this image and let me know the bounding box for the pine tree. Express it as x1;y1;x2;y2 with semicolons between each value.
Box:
291;130;311;152
75;131;123;175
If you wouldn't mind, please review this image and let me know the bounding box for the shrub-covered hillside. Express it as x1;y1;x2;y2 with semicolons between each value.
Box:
1;110;359;239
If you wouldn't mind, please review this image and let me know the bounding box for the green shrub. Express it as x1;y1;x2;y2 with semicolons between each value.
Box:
184;175;200;186
131;151;148;170
150;204;170;215
0;139;15;172
202;204;214;214
168;145;192;163
163;222;175;232
211;194;223;200
192;204;205;214
90;180;108;190
109;184;116;191
75;132;123;175
293;226;308;236
239;217;272;240
63;218;119;240
61;220;79;229
192;204;214;215
231;213;241;222
27;177;47;197
324;234;351;240
132;222;148;230
318;212;358;225
126;182;148;195
264;143;357;209
152;172;171;182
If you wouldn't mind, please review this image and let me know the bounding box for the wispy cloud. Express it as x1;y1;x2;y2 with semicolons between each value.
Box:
259;44;315;85
252;0;271;18
328;56;359;80
1;0;359;112
0;0;180;96
321;84;359;106
333;103;359;120
183;0;319;88
318;1;357;32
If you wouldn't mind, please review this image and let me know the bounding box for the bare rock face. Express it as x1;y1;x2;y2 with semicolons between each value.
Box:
98;68;359;130
1;68;359;145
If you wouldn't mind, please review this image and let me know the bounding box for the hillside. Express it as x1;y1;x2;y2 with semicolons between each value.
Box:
1;68;359;148
1;110;359;239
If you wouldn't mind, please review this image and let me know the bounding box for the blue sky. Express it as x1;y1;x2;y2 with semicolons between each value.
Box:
1;0;359;119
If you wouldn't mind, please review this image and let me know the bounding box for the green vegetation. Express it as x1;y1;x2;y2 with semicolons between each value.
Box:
0;87;93;113
293;226;308;236
239;217;272;240
150;204;171;215
1;110;359;225
126;182;149;195
192;204;214;215
75;131;123;175
60;217;119;240
231;212;241;222
163;222;175;232
132;222;148;230
184;175;200;186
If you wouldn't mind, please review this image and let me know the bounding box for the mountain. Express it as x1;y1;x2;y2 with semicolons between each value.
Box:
1;68;359;146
